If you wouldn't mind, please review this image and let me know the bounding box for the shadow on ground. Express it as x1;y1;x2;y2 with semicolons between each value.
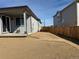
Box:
55;34;79;45
28;36;40;39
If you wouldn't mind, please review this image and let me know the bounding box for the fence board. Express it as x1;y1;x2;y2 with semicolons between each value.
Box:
41;26;79;39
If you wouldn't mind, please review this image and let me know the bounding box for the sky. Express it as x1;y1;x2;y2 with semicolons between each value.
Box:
0;0;74;26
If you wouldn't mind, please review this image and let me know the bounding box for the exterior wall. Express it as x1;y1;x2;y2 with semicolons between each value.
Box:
8;15;41;34
31;16;40;33
38;22;42;31
27;17;32;34
0;6;41;35
61;2;77;27
54;2;77;27
26;16;41;35
0;15;41;34
53;12;62;27
77;3;79;26
19;18;25;34
11;16;25;34
0;17;2;34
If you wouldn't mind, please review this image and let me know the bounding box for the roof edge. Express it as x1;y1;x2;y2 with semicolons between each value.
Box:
0;5;41;23
53;1;76;17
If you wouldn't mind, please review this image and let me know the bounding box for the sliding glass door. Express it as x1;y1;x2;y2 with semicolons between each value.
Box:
2;16;11;33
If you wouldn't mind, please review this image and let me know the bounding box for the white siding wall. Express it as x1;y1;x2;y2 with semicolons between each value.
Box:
31;16;39;33
12;16;41;35
27;17;32;34
0;17;2;34
38;22;42;31
77;3;79;26
19;19;25;34
26;16;41;35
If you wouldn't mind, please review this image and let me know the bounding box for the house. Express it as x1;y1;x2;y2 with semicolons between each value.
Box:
0;6;42;36
53;0;79;27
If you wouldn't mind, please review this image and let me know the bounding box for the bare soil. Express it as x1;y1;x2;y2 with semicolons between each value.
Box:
0;32;79;59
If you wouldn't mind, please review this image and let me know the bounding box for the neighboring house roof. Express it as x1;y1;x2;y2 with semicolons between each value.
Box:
0;5;41;23
61;1;76;13
53;11;61;17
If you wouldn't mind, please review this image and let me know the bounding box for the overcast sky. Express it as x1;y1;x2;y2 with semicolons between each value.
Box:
0;0;74;26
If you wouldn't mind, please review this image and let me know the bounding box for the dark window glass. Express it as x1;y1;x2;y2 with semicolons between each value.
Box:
21;18;24;25
6;17;10;31
2;16;6;32
16;18;20;27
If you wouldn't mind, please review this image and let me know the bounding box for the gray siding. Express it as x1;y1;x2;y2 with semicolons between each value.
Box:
54;2;77;27
61;2;77;27
54;13;62;27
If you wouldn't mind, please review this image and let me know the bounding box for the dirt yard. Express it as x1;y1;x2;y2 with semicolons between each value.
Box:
0;32;79;59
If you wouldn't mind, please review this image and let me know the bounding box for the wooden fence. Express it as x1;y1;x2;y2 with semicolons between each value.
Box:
41;26;79;39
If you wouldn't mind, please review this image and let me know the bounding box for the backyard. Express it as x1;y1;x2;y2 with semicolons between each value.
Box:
0;32;79;59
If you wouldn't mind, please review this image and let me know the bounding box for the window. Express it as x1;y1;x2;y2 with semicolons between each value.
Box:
2;16;10;32
2;16;6;32
21;18;24;25
16;18;20;27
62;19;64;23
